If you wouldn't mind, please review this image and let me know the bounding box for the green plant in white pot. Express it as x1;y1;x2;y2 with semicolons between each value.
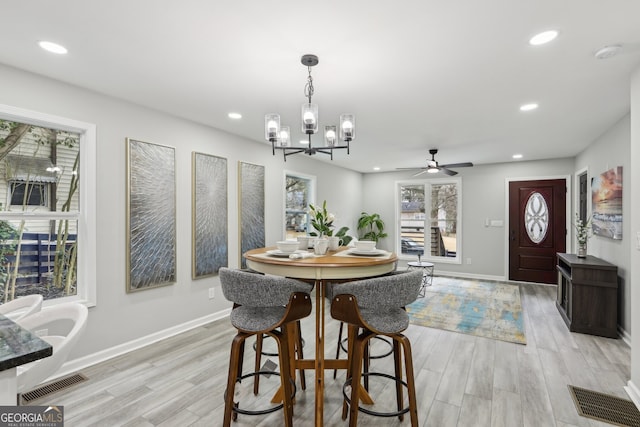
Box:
309;200;354;245
357;212;387;242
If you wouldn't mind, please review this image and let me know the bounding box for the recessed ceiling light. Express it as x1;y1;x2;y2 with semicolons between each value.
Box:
512;154;523;159
228;112;242;119
529;30;558;46
373;167;381;171
38;40;68;54
520;103;538;112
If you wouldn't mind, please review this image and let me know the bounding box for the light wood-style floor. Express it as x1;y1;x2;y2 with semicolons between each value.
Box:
30;282;630;426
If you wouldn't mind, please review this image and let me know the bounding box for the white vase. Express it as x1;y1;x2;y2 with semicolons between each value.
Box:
577;243;587;258
314;238;329;255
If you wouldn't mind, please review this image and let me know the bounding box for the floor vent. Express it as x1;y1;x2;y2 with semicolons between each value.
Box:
20;373;88;404
569;385;640;427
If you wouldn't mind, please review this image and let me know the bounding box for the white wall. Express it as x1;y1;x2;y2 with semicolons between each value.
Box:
627;65;640;406
362;158;574;278
574;115;631;333
0;63;363;361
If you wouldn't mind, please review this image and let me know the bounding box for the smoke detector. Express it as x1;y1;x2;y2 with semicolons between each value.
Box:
594;45;622;60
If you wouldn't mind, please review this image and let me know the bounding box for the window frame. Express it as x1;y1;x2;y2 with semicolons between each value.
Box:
396;177;462;264
0;103;97;307
283;170;316;239
9;181;49;207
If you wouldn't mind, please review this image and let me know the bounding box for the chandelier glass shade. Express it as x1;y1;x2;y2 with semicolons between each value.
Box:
265;54;355;160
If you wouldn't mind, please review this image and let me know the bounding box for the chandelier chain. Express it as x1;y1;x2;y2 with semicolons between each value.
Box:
304;66;314;103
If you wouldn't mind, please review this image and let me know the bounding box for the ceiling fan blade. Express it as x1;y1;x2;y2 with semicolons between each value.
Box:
439;162;473;168
396;167;427;170
440;167;458;176
412;170;428;177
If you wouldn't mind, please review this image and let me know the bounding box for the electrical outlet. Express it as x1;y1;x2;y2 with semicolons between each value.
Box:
208;288;215;299
466;258;472;265
35;329;48;337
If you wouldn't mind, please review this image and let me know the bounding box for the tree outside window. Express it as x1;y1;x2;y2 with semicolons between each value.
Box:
0;119;80;303
284;173;314;239
398;178;461;263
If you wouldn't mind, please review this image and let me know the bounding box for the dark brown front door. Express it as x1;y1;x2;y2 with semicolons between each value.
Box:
509;179;566;283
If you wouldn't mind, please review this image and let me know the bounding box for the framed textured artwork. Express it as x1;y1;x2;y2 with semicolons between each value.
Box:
238;161;265;268
591;166;623;240
126;138;176;292
192;152;228;278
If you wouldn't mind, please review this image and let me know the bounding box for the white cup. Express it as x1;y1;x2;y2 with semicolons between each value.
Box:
328;236;343;251
314;238;329;255
297;236;309;250
355;240;376;252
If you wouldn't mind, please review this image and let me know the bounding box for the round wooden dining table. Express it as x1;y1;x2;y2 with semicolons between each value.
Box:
244;246;398;427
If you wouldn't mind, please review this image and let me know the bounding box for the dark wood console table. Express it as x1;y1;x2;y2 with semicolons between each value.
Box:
556;253;618;338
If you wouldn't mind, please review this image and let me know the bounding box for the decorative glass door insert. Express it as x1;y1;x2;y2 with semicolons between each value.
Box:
524;191;548;244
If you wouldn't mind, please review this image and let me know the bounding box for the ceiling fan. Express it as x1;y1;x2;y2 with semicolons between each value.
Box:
397;149;473;176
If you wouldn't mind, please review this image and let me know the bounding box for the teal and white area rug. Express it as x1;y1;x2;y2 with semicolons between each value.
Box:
406;277;526;345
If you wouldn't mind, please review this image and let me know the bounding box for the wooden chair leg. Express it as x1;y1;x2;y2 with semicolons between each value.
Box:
294;320;306;390
253;334;263;395
237;338;246;384
400;335;419;427
276;326;295;427
342;324;358;420
224;334;246;427
393;338;404;421
348;332;371;427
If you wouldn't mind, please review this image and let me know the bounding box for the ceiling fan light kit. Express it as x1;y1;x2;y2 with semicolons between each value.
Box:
396;148;473;176
265;54;355;161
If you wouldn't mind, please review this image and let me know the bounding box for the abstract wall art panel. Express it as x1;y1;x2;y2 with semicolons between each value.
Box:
238;162;265;268
192;152;228;278
126;138;176;292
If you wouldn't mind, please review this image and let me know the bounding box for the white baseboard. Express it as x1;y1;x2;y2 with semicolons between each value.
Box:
49;308;232;382
619;325;632;347
625;380;640;409
433;270;506;282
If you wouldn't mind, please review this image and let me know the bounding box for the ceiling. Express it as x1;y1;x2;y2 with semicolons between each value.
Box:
1;0;640;173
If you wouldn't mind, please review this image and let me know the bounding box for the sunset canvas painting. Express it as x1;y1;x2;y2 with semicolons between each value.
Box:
591;166;623;240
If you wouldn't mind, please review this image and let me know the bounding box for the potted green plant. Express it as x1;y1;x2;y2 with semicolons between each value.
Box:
357;212;387;242
334;226;353;246
308;200;334;238
308;201;354;245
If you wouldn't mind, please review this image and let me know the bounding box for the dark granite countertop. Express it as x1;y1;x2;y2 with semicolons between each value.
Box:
0;313;52;372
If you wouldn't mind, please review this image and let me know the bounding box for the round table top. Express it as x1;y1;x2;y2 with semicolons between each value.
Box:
407;261;435;268
244;246;398;280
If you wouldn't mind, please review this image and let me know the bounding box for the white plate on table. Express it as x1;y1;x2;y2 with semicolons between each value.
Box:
266;249;306;258
348;249;387;256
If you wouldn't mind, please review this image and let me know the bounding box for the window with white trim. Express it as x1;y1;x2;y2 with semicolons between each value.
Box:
284;172;315;239
397;177;462;264
0;104;96;306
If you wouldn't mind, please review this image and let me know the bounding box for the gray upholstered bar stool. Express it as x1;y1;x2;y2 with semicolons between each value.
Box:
330;269;423;426
219;267;313;427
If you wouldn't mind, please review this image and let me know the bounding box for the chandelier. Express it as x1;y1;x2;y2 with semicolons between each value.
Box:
265;54;355;161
